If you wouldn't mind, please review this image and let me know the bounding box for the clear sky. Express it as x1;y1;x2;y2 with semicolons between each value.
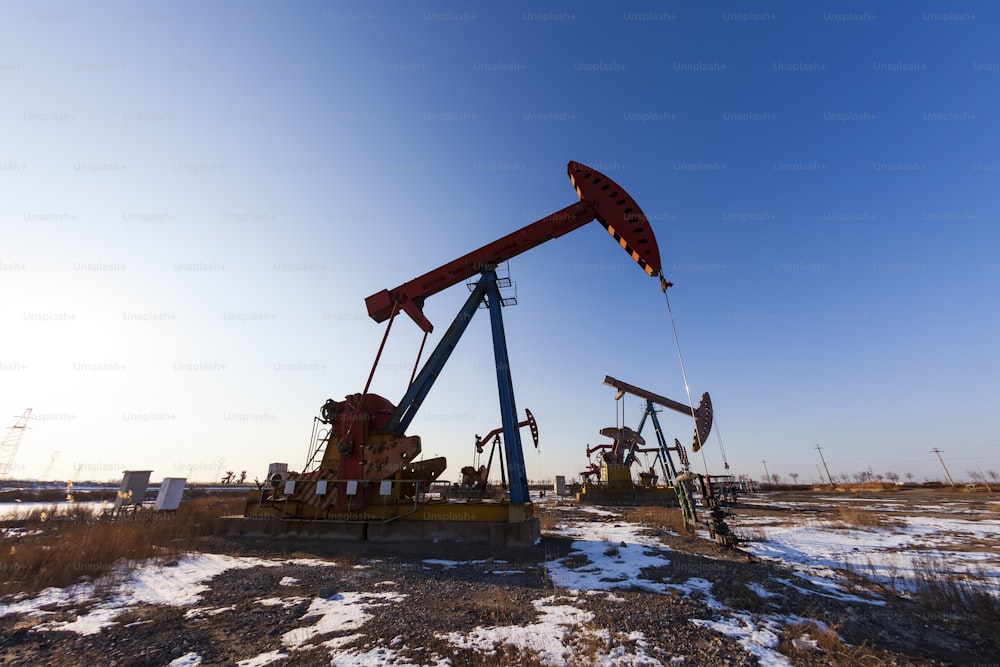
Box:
1;1;998;486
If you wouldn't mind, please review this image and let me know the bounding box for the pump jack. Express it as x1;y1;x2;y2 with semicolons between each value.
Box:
238;162;668;546
579;375;711;524
580;375;735;545
577;376;709;514
461;409;538;495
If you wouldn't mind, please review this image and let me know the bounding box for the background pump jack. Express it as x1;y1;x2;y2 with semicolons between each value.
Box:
579;376;737;546
239;162;668;546
460;409;539;497
578;376;711;515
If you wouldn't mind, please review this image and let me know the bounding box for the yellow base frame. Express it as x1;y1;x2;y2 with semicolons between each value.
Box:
244;489;534;524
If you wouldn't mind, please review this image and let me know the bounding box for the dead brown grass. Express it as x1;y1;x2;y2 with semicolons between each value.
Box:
781;619;890;666
836;483;901;493
0;496;244;596
564;615;605;666
624;505;692;535
469;587;520;626
10;502;95;525
537;510;560;533
911;554;1000;627
710;574;767;613
835;504;901;529
445;644;546;667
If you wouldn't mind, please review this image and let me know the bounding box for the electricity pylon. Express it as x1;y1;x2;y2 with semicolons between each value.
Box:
0;408;33;479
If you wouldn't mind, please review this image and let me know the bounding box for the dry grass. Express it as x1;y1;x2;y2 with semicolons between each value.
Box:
839;551;1000;632
910;554;1000;626
537;510;560;533
781;619;889;666
418;634;546;667
838;555;909;599
469;587;520;626
710;574;767;613
9;502;96;525
0;496;244;596
563;615;607;666
450;644;546;667
834;482;903;493
624;505;692;535
835;504;902;529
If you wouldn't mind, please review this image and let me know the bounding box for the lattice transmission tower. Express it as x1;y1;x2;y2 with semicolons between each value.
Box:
0;408;32;479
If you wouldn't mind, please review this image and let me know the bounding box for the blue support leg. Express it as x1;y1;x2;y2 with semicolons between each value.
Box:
387;277;489;434
484;272;530;505
626;407;652;466
649;405;679;482
649;403;696;527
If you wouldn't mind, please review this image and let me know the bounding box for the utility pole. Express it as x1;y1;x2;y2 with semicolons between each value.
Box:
931;448;956;487
815;444;835;487
761;459;770;486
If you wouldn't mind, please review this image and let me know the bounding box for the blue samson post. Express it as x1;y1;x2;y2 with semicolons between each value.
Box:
483;270;529;505
632;403;679;483
384;269;530;505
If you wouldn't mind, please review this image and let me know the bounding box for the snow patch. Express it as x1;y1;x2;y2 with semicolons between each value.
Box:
255;596;307;608
235;649;289;666
0;553;289;635
438;596;591;666
184;605;236;619
692;613;790;667
281;592;406;650
168;652;203;667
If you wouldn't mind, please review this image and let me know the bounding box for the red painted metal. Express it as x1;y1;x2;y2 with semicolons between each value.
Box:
319;392;399;511
473;409;538;453
567;161;662;278
366;161;663;332
603;375;713;451
586;443;614;458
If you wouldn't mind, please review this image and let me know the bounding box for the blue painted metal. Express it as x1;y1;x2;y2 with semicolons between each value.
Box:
647;405;679;482
634;400;696;527
625;408;651;465
631;401;680;484
483;270;530;504
387;277;490;435
385;269;530;505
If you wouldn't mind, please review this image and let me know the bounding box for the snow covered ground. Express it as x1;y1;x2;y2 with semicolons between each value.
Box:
734;492;1000;597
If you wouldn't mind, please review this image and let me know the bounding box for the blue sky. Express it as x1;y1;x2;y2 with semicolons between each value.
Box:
1;1;998;486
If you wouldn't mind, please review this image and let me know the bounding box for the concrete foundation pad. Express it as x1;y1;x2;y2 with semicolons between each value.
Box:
215;515;366;540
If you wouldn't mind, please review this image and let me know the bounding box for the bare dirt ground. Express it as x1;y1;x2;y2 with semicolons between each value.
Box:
1;488;998;666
